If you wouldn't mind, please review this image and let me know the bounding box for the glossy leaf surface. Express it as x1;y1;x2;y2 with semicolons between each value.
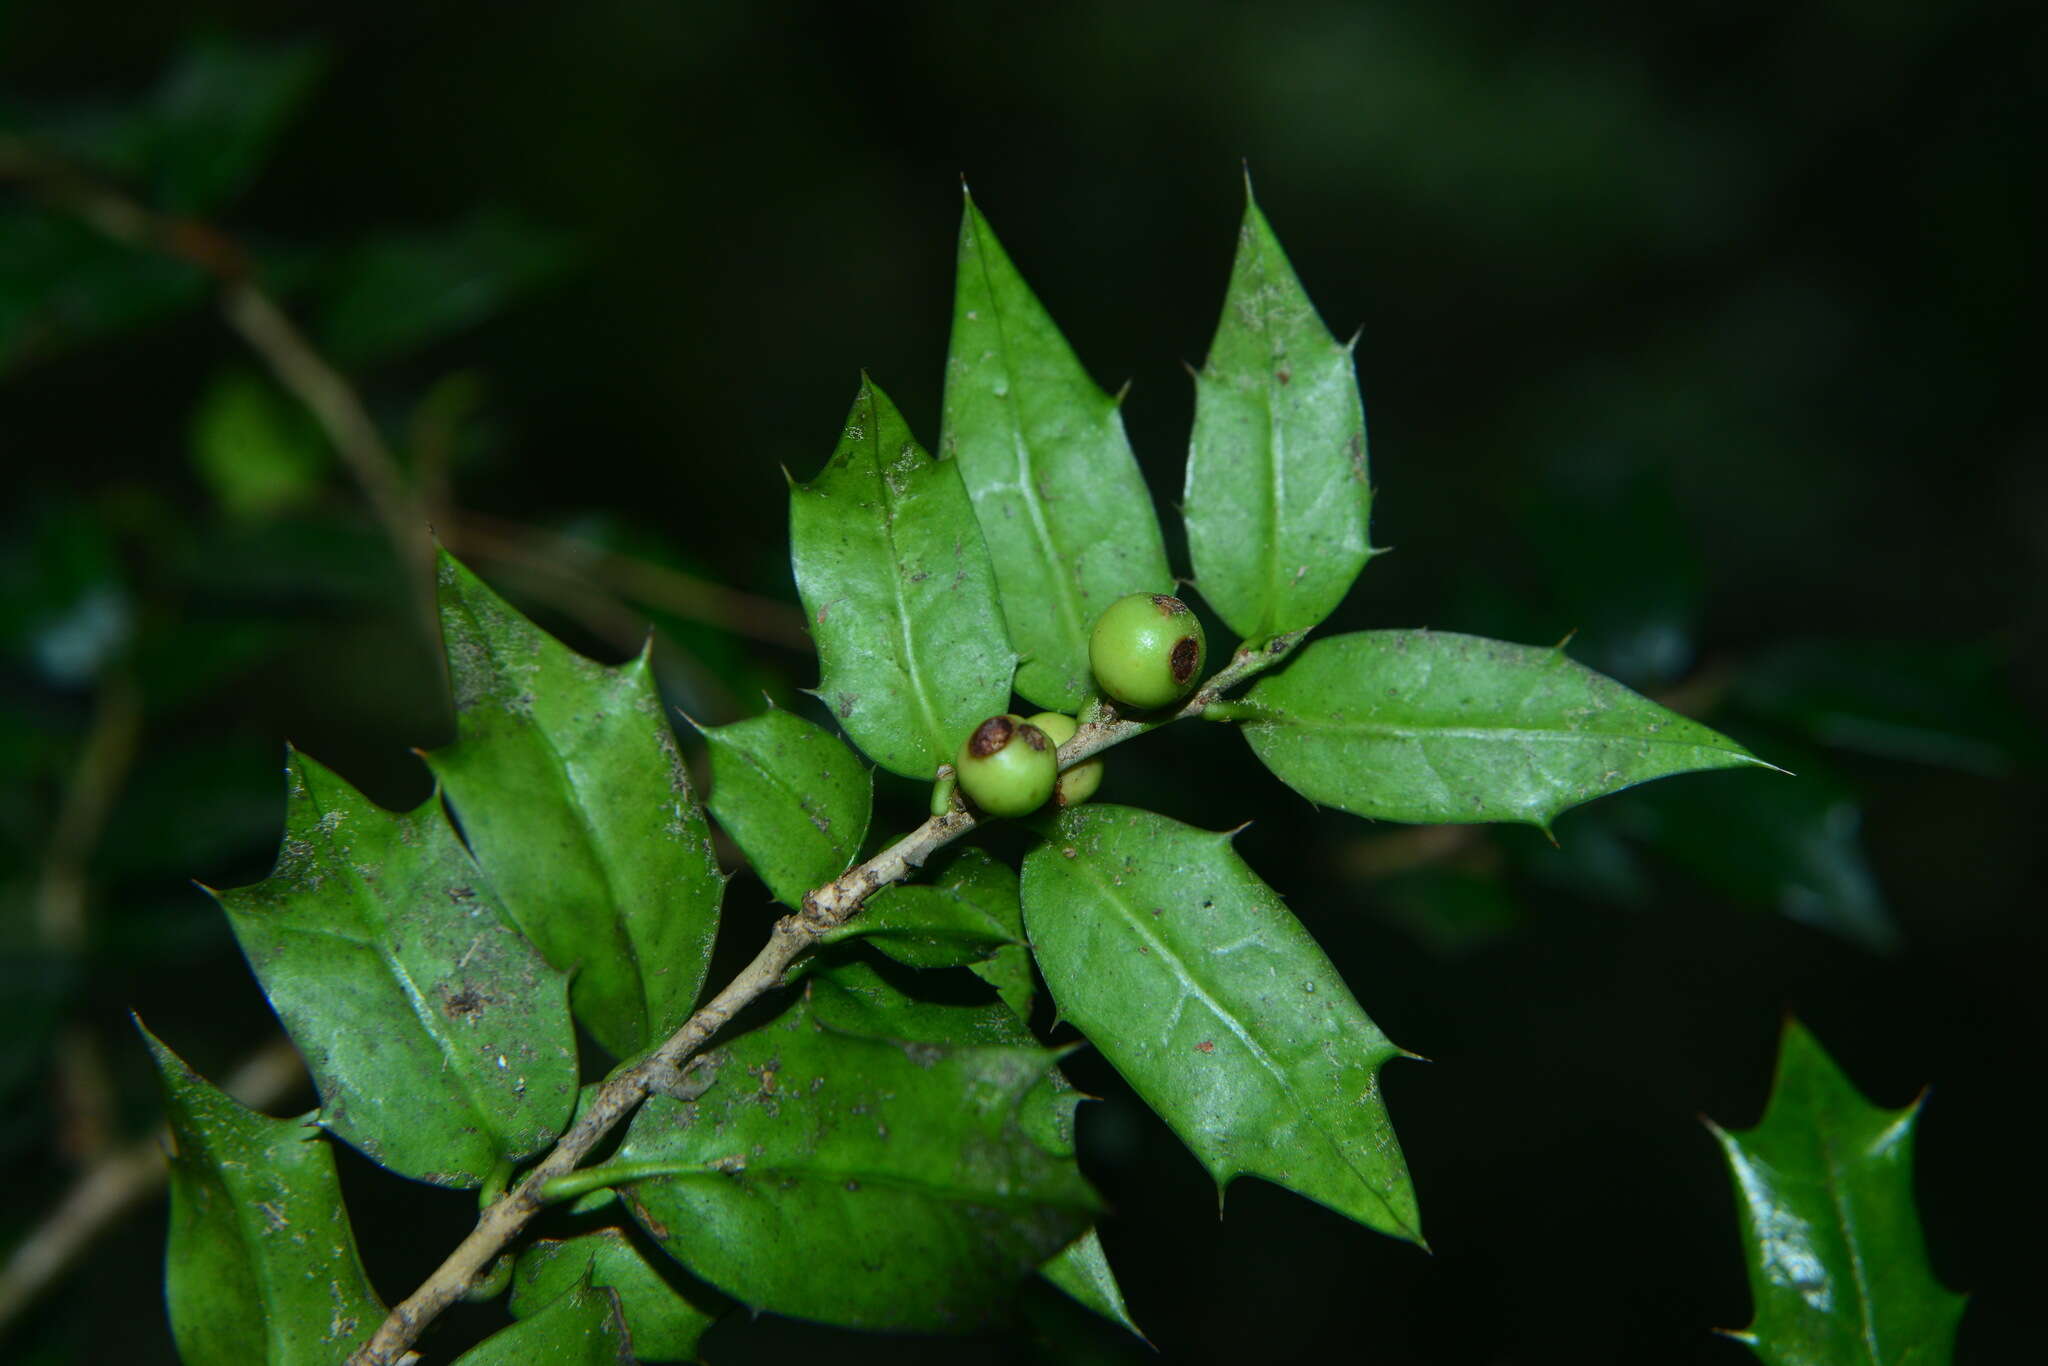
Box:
511;1230;719;1362
701;707;871;909
1184;184;1372;640
617;996;1095;1332
805;962;1137;1336
791;377;1015;778
1241;630;1771;829
452;1281;629;1366
427;551;725;1060
1710;1020;1965;1365
1022;805;1421;1243
145;1026;383;1366
828;846;1023;969
940;196;1171;709
215;750;576;1185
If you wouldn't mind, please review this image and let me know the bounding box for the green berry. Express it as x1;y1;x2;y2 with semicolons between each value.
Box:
1027;711;1103;807
1089;592;1207;709
954;714;1057;818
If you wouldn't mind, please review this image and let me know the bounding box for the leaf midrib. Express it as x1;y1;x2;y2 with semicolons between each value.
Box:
858;418;947;765
1057;847;1411;1235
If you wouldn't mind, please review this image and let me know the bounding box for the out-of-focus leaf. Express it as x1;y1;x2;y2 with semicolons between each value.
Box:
510;1230;720;1362
1240;630;1773;829
1021;804;1422;1244
0;498;131;686
316;212;575;367
213;750;577;1186
1709;1019;1965;1365
452;1281;629;1365
142;1024;383;1365
701;707;870;909
826;846;1022;968
0;211;206;373
1184;182;1373;642
790;376;1014;779
1619;765;1897;952
1735;637;2039;776
616;995;1095;1332
804;962;1136;1336
44;37;326;213
427;551;726;1060
1372;867;1524;956
939;194;1170;709
189;368;329;521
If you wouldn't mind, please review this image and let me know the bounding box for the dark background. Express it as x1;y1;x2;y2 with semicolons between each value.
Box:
3;2;2042;1362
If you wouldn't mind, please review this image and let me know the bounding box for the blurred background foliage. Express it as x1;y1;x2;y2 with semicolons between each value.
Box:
1;3;2041;1362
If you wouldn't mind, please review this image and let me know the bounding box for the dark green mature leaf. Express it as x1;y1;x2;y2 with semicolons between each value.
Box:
142;1025;383;1366
791;377;1015;779
1620;766;1897;952
427;552;725;1060
316;212;575;368
701;707;870;909
940;195;1172;710
1710;1020;1965;1365
214;750;577;1186
511;1231;720;1362
827;846;1023;968
616;995;1096;1332
1240;630;1772;829
1184;183;1373;641
39;37;326;213
1734;637;2040;777
453;1281;630;1366
1022;805;1421;1243
803;962;1137;1336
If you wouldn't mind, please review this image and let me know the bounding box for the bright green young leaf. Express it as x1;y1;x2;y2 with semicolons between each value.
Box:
452;1281;630;1366
1022;804;1422;1244
142;1024;383;1366
511;1231;721;1362
615;995;1096;1332
803;961;1137;1337
213;750;577;1186
189;368;329;522
1184;182;1373;641
701;707;871;909
427;551;726;1060
827;846;1023;968
1709;1019;1965;1365
940;194;1172;710
790;376;1016;779
1239;630;1773;829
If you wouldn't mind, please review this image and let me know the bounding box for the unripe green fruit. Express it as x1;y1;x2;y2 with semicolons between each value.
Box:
953;714;1057;818
1089;592;1207;709
1027;711;1103;807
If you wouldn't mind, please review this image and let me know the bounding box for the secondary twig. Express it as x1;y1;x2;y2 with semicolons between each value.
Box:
0;1036;307;1337
346;633;1298;1364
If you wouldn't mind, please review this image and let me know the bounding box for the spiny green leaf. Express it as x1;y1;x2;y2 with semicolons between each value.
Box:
701;706;871;909
510;1230;721;1362
142;1023;383;1366
791;376;1015;779
616;994;1096;1332
1710;1019;1965;1366
1022;804;1422;1244
803;961;1136;1336
427;551;725;1059
213;750;577;1186
452;1280;630;1365
1240;629;1774;829
940;194;1172;710
1184;181;1373;641
826;846;1023;968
